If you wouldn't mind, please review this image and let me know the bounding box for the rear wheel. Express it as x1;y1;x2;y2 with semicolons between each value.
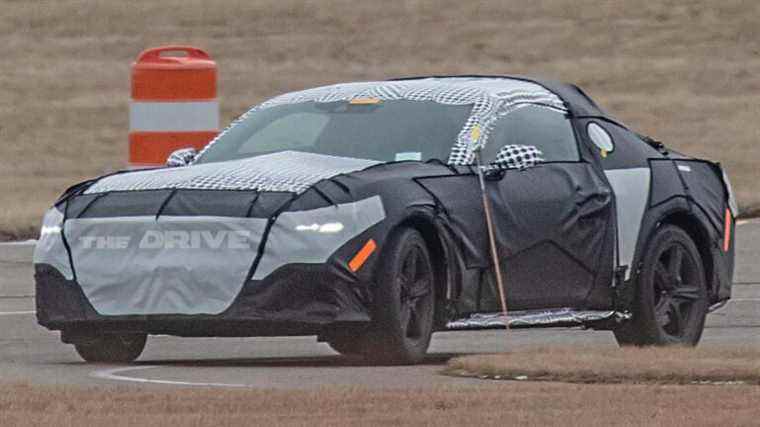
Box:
357;228;436;365
614;225;708;346
74;334;147;363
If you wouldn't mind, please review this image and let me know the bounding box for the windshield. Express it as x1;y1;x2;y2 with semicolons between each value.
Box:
195;100;473;164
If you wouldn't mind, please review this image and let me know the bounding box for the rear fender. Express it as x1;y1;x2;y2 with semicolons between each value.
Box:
634;200;731;304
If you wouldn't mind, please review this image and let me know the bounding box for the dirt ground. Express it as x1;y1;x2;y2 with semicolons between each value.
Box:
1;381;759;426
2;0;759;239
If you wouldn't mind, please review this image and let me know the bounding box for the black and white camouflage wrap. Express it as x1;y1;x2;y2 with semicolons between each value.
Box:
165;147;198;167
85;151;379;194
490;144;545;170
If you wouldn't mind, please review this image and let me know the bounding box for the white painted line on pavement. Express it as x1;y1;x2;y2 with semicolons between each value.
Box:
0;239;37;246
0;310;35;316
738;218;760;225
91;365;254;388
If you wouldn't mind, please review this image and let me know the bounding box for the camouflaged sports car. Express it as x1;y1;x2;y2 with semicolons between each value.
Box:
34;76;736;364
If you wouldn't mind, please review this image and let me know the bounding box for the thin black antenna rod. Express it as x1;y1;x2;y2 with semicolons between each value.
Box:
475;151;509;326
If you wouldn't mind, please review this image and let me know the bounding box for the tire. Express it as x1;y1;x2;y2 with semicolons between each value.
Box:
74;334;147;363
359;227;436;365
614;225;708;346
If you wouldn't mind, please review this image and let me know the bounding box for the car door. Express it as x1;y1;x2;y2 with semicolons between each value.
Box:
476;105;616;310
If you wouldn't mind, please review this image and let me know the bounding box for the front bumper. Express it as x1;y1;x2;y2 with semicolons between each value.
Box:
35;263;373;337
33;191;386;336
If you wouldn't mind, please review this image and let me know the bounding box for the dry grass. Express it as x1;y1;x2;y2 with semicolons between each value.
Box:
2;381;760;426
445;346;760;385
2;0;759;239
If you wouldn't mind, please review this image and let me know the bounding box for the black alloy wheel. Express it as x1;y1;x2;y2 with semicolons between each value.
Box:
358;227;436;365
652;242;705;340
614;225;708;346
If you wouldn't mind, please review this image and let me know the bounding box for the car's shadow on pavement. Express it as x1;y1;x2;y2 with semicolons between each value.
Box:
132;352;464;368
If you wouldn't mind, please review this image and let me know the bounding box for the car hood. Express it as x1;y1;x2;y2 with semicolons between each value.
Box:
84;151;380;194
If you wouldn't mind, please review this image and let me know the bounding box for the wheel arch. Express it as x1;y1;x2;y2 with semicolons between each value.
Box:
656;210;716;298
394;213;452;327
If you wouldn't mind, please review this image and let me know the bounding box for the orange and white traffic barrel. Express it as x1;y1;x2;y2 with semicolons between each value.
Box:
129;46;219;167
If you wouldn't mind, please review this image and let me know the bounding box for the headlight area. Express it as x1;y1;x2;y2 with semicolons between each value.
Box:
252;196;386;280
294;222;345;233
33;205;74;280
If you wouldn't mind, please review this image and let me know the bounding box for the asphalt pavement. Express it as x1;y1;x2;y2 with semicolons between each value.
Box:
1;221;758;390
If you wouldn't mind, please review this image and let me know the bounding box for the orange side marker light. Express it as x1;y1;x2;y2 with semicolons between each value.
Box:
349;239;377;272
723;208;732;252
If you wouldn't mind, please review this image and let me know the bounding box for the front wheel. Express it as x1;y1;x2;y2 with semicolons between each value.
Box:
74;334;147;363
614;225;708;346
361;228;436;365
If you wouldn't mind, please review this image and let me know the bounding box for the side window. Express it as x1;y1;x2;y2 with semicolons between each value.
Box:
481;105;579;163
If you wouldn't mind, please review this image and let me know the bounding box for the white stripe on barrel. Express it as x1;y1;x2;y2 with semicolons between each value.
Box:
130;101;219;132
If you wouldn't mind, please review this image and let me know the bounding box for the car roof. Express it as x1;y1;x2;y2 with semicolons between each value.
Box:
390;75;623;126
262;76;567;112
272;75;622;128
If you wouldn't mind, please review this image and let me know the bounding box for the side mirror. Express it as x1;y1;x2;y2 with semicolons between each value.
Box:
166;148;198;167
487;144;544;171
